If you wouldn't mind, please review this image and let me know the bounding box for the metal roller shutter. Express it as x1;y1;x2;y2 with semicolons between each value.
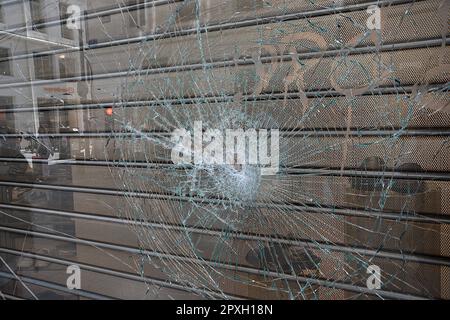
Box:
0;0;449;300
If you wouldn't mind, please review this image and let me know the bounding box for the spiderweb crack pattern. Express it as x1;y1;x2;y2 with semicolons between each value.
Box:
90;0;450;299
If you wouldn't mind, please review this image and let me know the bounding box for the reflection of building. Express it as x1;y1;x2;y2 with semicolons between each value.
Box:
0;0;85;134
0;0;85;299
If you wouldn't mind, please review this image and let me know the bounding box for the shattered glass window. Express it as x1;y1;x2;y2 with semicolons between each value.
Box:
0;0;449;300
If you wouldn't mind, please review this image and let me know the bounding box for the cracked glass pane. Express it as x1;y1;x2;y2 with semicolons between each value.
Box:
0;0;449;300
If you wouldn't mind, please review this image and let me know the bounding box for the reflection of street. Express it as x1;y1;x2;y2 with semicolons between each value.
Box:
0;129;76;297
0;134;33;286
